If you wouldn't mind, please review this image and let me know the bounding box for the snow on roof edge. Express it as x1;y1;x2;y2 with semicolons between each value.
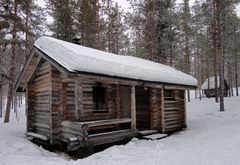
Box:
201;77;220;90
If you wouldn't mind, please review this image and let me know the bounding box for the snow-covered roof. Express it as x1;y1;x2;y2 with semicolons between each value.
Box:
34;36;197;87
201;77;219;90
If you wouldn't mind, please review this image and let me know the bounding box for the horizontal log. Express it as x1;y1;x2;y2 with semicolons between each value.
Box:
26;132;49;141
61;127;86;137
164;111;184;115
60;132;85;142
89;129;136;146
164;107;183;111
164;114;184;119
165;124;183;130
88;125;116;131
165;117;184;122
33;122;50;129
164;100;179;104
165;122;184;128
82;118;132;128
34;127;50;134
61;121;87;130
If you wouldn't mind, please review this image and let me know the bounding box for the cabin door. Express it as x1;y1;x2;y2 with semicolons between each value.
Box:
135;87;150;130
120;86;131;118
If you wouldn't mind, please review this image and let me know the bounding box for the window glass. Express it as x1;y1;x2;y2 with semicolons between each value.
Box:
93;86;107;111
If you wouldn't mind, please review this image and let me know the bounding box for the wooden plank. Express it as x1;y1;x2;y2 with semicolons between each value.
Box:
23;56;42;89
26;132;49;141
131;86;136;130
61;127;85;137
61;121;86;130
143;133;167;140
164;85;196;90
149;88;154;129
83;118;132;128
138;130;158;136
115;84;120;119
49;65;53;144
77;74;141;86
145;83;163;89
88;129;136;146
183;90;187;128
33;122;50;129
15;51;36;90
161;88;165;133
75;78;83;121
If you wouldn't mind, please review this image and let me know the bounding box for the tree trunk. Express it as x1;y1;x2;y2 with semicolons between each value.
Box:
207;58;210;98
212;0;219;103
215;0;224;111
235;50;239;96
0;84;2;118
4;0;17;123
4;84;13;123
0;28;2;118
25;3;30;58
228;63;231;97
229;63;234;97
183;0;191;102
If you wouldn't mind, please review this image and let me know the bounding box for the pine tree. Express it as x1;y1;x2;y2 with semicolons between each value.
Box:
182;0;191;102
129;0;177;64
105;1;128;54
4;0;19;123
215;0;224;111
47;0;75;42
1;0;46;122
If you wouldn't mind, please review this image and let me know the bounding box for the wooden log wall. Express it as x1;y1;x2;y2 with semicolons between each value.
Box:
28;61;52;138
149;88;162;130
27;61;76;143
27;59;187;145
51;66;63;142
26;82;35;132
61;78;75;120
80;79;118;121
163;90;186;132
60;121;88;143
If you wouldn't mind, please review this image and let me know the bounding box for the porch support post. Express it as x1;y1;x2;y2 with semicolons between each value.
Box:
75;78;83;121
131;85;136;131
161;87;165;133
183;90;187;128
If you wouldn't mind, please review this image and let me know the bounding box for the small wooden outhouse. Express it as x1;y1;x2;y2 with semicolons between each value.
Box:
201;77;229;97
15;37;197;152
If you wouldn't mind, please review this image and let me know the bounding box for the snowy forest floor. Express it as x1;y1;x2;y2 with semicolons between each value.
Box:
0;96;240;165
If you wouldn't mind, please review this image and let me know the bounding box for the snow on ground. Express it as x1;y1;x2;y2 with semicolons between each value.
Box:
1;96;240;165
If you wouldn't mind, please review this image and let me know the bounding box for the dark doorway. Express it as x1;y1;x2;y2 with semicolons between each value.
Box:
135;87;150;130
120;86;131;118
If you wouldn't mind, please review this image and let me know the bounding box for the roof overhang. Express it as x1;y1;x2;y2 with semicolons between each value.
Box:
15;46;197;92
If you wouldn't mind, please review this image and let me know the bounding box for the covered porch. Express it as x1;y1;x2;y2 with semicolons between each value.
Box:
59;84;187;151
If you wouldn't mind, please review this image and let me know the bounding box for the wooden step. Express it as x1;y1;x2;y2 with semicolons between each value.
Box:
143;133;168;140
88;129;136;146
138;130;158;136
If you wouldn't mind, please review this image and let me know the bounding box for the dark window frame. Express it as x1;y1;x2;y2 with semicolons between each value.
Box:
92;86;108;113
164;89;175;100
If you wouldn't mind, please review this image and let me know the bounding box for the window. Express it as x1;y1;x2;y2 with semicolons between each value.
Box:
93;86;108;112
164;90;175;100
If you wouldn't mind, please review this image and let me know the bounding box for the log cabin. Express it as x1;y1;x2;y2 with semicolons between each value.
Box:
201;77;229;97
15;36;197;153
